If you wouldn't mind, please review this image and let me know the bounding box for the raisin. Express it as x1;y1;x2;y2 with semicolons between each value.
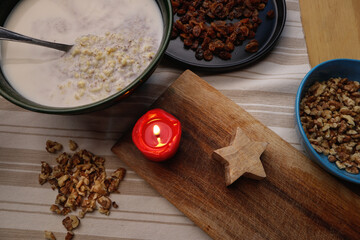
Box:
248;31;256;39
192;25;202;37
267;9;275;19
245;39;259;53
218;51;232;60
208;42;216;52
177;8;187;16
240;26;249;36
203;50;213;61
171;27;178;40
171;0;268;60
183;38;193;47
191;40;199;50
195;48;204;60
258;3;266;10
225;41;235;52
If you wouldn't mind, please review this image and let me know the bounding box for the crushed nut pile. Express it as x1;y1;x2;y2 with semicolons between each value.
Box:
300;77;360;174
41;140;126;239
171;0;272;61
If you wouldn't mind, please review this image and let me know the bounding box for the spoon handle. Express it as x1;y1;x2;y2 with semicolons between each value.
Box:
0;26;72;52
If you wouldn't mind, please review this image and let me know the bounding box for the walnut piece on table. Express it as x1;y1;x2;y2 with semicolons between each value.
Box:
300;77;360;174
69;140;78;151
39;161;52;185
40;139;127;238
112;201;119;209
97;196;112;215
44;231;56;240
65;231;74;240
46;140;63;153
62;215;80;231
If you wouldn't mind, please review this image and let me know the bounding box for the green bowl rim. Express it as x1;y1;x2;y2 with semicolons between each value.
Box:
0;0;173;114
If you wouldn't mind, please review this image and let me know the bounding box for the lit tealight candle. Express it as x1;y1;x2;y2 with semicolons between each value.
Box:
132;108;181;161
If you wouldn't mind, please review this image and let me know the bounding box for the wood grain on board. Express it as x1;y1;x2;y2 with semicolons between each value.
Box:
299;0;360;67
112;70;360;240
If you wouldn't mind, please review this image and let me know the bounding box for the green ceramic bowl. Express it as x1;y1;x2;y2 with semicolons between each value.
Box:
0;0;172;114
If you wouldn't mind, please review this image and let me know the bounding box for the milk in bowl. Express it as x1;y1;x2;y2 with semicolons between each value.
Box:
1;0;164;107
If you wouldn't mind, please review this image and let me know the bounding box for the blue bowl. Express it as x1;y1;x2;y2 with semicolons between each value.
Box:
295;58;360;184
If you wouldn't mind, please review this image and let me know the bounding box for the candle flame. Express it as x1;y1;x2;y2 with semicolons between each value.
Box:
153;124;166;147
153;125;160;136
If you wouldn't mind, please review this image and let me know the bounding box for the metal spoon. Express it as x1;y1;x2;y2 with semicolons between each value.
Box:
0;26;72;52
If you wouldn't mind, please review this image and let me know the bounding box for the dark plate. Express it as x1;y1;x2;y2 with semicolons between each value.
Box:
165;0;286;71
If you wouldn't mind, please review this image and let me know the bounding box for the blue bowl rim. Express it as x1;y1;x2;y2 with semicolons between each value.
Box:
295;58;360;184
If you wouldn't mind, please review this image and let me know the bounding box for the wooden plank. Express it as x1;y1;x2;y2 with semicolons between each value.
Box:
299;0;360;67
112;70;360;240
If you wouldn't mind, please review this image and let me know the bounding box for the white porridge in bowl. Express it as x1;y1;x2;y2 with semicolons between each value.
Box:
1;0;163;107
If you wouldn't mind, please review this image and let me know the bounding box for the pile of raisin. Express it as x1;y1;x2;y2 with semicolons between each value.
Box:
171;0;271;61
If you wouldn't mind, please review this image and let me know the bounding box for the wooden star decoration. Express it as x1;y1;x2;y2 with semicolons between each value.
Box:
212;127;268;186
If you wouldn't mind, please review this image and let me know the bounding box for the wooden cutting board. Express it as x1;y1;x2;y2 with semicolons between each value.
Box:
112;70;360;239
299;0;360;67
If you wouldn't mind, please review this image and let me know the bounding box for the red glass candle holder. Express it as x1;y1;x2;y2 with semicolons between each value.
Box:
132;108;181;162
